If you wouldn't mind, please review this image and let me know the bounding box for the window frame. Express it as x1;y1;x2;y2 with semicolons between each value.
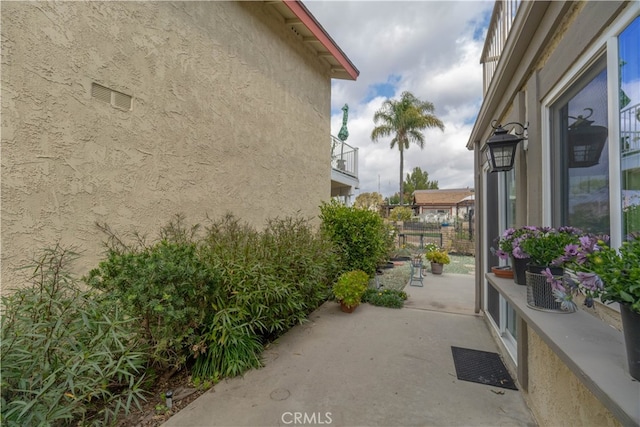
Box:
541;6;639;248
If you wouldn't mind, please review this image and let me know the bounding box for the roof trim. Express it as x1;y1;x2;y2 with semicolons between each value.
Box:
281;1;360;80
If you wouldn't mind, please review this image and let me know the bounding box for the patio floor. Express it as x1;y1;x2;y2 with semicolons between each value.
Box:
163;269;537;427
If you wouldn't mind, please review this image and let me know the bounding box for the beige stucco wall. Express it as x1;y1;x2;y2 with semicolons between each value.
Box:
525;329;620;427
1;1;332;291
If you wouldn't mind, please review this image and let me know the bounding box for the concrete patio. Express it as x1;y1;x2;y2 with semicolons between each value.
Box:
163;272;537;427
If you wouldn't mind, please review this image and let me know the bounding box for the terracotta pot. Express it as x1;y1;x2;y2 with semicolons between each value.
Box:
492;266;514;279
340;301;357;313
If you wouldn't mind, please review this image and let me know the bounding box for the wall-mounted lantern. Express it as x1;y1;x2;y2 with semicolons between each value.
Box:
483;147;498;173
567;108;608;168
486;121;528;172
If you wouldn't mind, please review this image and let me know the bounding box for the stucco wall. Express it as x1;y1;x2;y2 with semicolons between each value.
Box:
1;2;332;290
525;329;620;427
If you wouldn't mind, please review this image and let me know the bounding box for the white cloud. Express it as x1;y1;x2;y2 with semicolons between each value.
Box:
305;0;493;198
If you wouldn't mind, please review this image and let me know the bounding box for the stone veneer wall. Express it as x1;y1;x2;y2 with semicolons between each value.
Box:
1;2;332;291
525;329;621;427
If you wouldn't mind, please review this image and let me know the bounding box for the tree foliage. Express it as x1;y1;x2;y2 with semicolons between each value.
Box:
354;192;384;211
371;91;444;205
386;193;401;205
388;206;413;222
404;167;438;199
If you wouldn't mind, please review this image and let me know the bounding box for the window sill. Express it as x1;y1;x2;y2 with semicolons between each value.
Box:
486;273;640;427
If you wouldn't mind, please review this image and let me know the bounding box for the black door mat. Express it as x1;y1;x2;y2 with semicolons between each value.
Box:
451;346;518;390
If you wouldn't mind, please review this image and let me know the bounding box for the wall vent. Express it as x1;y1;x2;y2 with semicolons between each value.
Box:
91;83;132;111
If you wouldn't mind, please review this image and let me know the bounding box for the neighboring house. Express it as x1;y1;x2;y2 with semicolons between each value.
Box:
0;1;359;291
412;188;474;222
467;1;639;425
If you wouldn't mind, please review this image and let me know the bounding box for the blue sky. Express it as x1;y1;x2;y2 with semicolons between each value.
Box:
305;1;493;197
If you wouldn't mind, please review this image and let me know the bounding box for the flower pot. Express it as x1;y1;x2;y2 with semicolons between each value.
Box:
620;303;640;381
511;256;530;285
340;301;357;313
431;262;444;275
492;266;514;279
525;267;569;312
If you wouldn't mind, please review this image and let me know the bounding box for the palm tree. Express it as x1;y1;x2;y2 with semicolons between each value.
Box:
371;91;444;205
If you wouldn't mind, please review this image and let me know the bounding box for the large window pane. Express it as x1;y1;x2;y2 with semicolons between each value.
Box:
552;60;610;235
620;16;640;238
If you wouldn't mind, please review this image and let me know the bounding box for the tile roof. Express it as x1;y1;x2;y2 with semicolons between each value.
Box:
413;189;475;205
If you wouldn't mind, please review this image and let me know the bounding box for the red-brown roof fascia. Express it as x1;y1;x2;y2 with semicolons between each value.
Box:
282;1;360;80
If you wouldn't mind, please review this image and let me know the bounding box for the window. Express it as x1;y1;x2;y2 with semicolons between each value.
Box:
551;58;610;235
620;16;640;238
546;12;640;245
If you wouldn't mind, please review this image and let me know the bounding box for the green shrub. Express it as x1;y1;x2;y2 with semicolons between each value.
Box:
1;246;147;426
86;219;220;371
195;214;340;380
87;213;340;382
388;206;413;221
362;288;407;308
319;200;388;276
332;270;369;308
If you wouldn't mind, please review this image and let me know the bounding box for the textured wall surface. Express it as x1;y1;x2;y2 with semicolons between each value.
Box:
1;2;332;290
526;329;620;427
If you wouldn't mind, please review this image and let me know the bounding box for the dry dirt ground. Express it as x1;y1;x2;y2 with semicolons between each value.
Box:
116;370;211;427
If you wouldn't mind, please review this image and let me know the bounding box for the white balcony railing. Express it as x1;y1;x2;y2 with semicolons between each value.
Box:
480;0;522;94
621;102;640;157
331;135;358;178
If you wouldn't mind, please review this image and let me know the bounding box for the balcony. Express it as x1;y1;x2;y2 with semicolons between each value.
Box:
480;0;523;94
331;135;359;204
621;102;640;157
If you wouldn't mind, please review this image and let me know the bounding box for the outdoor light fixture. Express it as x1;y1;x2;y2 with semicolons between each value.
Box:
483;147;498;173
486;121;528;172
567;108;608;168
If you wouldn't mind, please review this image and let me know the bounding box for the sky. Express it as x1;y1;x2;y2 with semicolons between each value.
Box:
303;0;494;199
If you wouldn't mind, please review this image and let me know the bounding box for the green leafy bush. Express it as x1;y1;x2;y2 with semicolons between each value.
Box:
332;270;370;308
192;215;341;380
388;206;413;221
86;218;220;371
320;200;388;276
200;214;339;338
87;213;340;382
362;288;407;308
1;246;147;426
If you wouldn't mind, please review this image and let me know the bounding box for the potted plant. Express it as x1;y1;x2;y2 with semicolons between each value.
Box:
564;234;640;380
333;270;369;313
516;226;585;310
518;226;584;271
425;245;450;275
493;226;539;285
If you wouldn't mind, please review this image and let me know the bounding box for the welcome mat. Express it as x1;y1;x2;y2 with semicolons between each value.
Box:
451;346;517;390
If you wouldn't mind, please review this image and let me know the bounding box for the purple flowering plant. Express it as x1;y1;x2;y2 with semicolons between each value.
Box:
518;226;585;267
497;226;592;311
561;233;640;314
541;267;580;312
493;226;540;260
